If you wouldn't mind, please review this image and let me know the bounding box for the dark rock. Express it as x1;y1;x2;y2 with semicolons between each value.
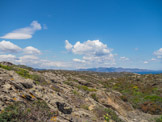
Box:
21;94;33;101
56;102;72;114
21;83;33;89
78;81;93;87
25;95;33;101
11;83;23;90
51;79;57;83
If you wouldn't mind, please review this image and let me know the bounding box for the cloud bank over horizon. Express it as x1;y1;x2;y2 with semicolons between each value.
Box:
0;38;161;69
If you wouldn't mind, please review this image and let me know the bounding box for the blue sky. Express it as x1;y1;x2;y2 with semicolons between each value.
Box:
0;0;162;70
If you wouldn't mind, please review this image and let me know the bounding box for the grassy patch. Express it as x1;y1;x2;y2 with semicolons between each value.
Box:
0;64;13;70
80;104;89;110
104;108;123;122
155;115;162;122
144;95;162;103
0;64;47;86
77;85;97;92
16;69;32;79
109;77;162;115
72;90;80;95
0;100;56;122
91;93;98;102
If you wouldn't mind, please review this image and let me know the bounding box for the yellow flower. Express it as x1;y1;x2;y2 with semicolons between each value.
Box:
51;116;57;121
21;94;26;98
133;86;138;89
30;94;35;98
13;97;17;101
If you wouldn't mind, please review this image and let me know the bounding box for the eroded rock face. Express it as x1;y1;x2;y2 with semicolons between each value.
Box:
56;102;72;114
107;91;134;116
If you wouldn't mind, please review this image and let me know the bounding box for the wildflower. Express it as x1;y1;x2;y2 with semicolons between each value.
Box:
50;116;57;121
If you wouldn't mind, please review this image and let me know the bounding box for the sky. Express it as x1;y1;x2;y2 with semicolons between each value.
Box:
0;0;162;70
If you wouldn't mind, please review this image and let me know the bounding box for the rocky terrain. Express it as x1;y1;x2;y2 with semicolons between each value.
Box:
0;62;161;122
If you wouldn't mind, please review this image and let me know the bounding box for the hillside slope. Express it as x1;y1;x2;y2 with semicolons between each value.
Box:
0;62;161;122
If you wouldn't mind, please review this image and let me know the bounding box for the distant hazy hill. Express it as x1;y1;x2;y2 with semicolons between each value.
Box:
78;67;162;74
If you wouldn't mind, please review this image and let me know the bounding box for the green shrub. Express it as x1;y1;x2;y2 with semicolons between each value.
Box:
80;104;89;110
144;95;162;102
104;108;123;122
0;64;13;70
77;85;97;92
0;102;24;122
155;115;162;122
0;100;56;122
16;69;31;79
73;90;79;95
104;113;110;122
91;93;98;101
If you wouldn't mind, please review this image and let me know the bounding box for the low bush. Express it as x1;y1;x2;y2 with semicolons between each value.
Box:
0;64;13;70
104;108;123;122
0;100;56;122
155;115;162;122
91;93;98;102
77;85;97;92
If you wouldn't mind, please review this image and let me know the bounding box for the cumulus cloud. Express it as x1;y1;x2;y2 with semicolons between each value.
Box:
0;40;22;53
154;48;162;58
16;55;40;66
0;21;41;39
120;56;129;61
65;40;115;67
65;40;73;51
0;54;66;69
0;54;17;62
0;40;68;68
66;40;111;56
24;46;41;55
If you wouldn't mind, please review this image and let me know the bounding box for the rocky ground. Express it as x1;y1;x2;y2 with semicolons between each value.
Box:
0;62;161;122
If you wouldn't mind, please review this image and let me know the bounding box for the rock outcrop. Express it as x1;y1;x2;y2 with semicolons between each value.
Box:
0;62;161;122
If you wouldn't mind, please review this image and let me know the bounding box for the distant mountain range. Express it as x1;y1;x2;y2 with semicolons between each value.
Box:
78;67;162;74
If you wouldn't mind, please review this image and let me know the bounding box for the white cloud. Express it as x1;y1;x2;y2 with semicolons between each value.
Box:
0;54;66;69
154;48;162;58
19;55;39;60
24;46;41;55
40;60;67;68
0;40;68;68
65;40;115;67
120;56;129;61
65;40;73;51
0;21;42;39
66;40;111;56
144;61;148;64
16;55;40;66
0;54;17;62
0;40;22;53
73;58;86;63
